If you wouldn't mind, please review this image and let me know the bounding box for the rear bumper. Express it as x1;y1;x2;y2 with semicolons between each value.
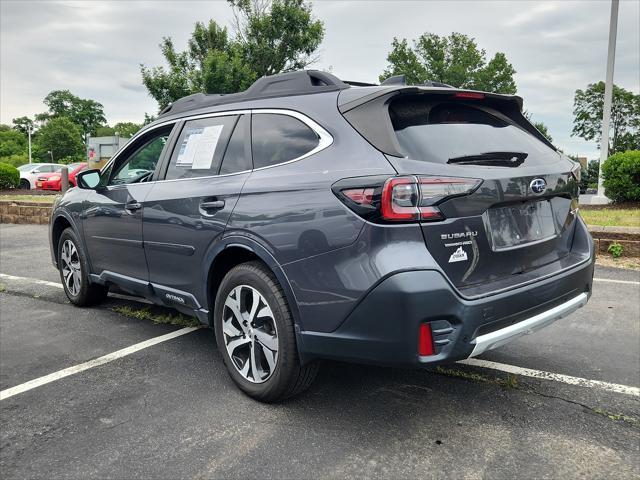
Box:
468;292;588;357
298;256;594;367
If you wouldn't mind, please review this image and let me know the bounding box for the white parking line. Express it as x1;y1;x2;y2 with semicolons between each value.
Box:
1;271;638;400
459;358;640;397
0;273;154;304
0;273;62;289
593;277;639;286
0;327;200;401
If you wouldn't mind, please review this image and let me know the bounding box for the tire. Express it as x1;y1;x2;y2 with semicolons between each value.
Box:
57;227;108;306
214;261;319;402
19;179;30;189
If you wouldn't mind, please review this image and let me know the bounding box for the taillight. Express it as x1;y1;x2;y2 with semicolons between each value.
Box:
380;176;480;222
333;175;481;224
570;161;581;182
381;177;419;221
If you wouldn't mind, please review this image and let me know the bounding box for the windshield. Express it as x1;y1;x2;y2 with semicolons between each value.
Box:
389;97;557;166
18;164;37;171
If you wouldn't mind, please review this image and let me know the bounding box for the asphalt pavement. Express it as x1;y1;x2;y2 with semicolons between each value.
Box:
0;223;639;479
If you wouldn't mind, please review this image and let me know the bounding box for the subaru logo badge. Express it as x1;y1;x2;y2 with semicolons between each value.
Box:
530;178;547;195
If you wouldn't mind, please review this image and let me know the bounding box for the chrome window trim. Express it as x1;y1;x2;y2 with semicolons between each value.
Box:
249;108;333;173
101;108;333;184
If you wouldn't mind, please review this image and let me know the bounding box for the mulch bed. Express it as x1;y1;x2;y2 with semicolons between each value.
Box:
0;189;58;196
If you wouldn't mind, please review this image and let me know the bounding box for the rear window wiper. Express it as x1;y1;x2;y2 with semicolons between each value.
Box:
447;151;528;167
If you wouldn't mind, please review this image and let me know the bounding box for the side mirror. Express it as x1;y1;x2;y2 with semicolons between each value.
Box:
77;169;102;190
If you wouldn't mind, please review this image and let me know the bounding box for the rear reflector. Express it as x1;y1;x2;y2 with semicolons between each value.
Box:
418;323;434;356
342;187;374;205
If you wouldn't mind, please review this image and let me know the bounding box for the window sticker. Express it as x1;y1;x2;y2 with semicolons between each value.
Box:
175;125;224;169
176;128;202;167
192;125;224;169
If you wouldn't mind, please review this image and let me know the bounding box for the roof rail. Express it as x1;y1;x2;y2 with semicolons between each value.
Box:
343;80;378;87
380;75;407;86
158;70;349;117
246;70;348;96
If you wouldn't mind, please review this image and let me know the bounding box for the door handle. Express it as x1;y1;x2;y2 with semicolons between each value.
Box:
200;200;225;210
125;201;142;212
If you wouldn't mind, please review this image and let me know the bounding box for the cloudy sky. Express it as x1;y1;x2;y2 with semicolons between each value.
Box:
1;0;638;158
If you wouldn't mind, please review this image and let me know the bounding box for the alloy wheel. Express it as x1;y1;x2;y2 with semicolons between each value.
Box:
60;239;81;296
222;285;279;383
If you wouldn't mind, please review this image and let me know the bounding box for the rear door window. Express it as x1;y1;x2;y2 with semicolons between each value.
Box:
389;96;556;165
165;115;237;180
251;113;319;169
220;114;252;175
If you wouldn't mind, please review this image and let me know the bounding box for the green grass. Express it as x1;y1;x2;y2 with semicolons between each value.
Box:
0;194;57;203
435;366;518;389
112;305;200;328
579;208;640;228
593;408;638;426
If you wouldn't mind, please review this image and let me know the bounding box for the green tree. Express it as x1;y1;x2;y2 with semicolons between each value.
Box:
0;129;27;157
36;90;106;140
380;32;517;94
524;112;553;143
141;0;324;111
572;82;640;154
579;159;600;192
0;154;29;168
11;116;35;135
231;0;324;76
34;117;84;162
95;125;116;136
533;122;553;143
113;122;143;138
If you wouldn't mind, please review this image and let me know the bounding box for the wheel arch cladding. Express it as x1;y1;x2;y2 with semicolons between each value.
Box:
51;215;73;264
205;242;302;330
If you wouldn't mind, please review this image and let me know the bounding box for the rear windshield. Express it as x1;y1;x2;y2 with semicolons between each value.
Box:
389;96;556;165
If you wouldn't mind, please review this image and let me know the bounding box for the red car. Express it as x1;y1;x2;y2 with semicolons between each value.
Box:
37;163;87;190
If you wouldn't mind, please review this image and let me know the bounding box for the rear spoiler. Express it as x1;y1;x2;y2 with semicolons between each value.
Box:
337;86;555;157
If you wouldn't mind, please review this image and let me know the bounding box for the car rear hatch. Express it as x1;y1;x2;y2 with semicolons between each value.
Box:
339;87;585;297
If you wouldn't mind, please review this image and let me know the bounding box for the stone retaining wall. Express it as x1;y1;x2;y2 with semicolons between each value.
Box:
0;200;52;225
588;226;640;257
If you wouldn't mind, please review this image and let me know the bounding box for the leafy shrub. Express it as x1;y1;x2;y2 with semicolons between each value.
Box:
602;150;640;202
0;162;20;189
0;154;29;168
608;242;624;258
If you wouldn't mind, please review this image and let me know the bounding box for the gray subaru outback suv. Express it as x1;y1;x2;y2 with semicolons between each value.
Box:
49;70;594;401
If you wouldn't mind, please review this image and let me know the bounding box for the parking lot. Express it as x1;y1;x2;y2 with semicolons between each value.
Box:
1;223;639;479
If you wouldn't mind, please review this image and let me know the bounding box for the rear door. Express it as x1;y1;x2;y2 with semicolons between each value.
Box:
142;113;252;308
